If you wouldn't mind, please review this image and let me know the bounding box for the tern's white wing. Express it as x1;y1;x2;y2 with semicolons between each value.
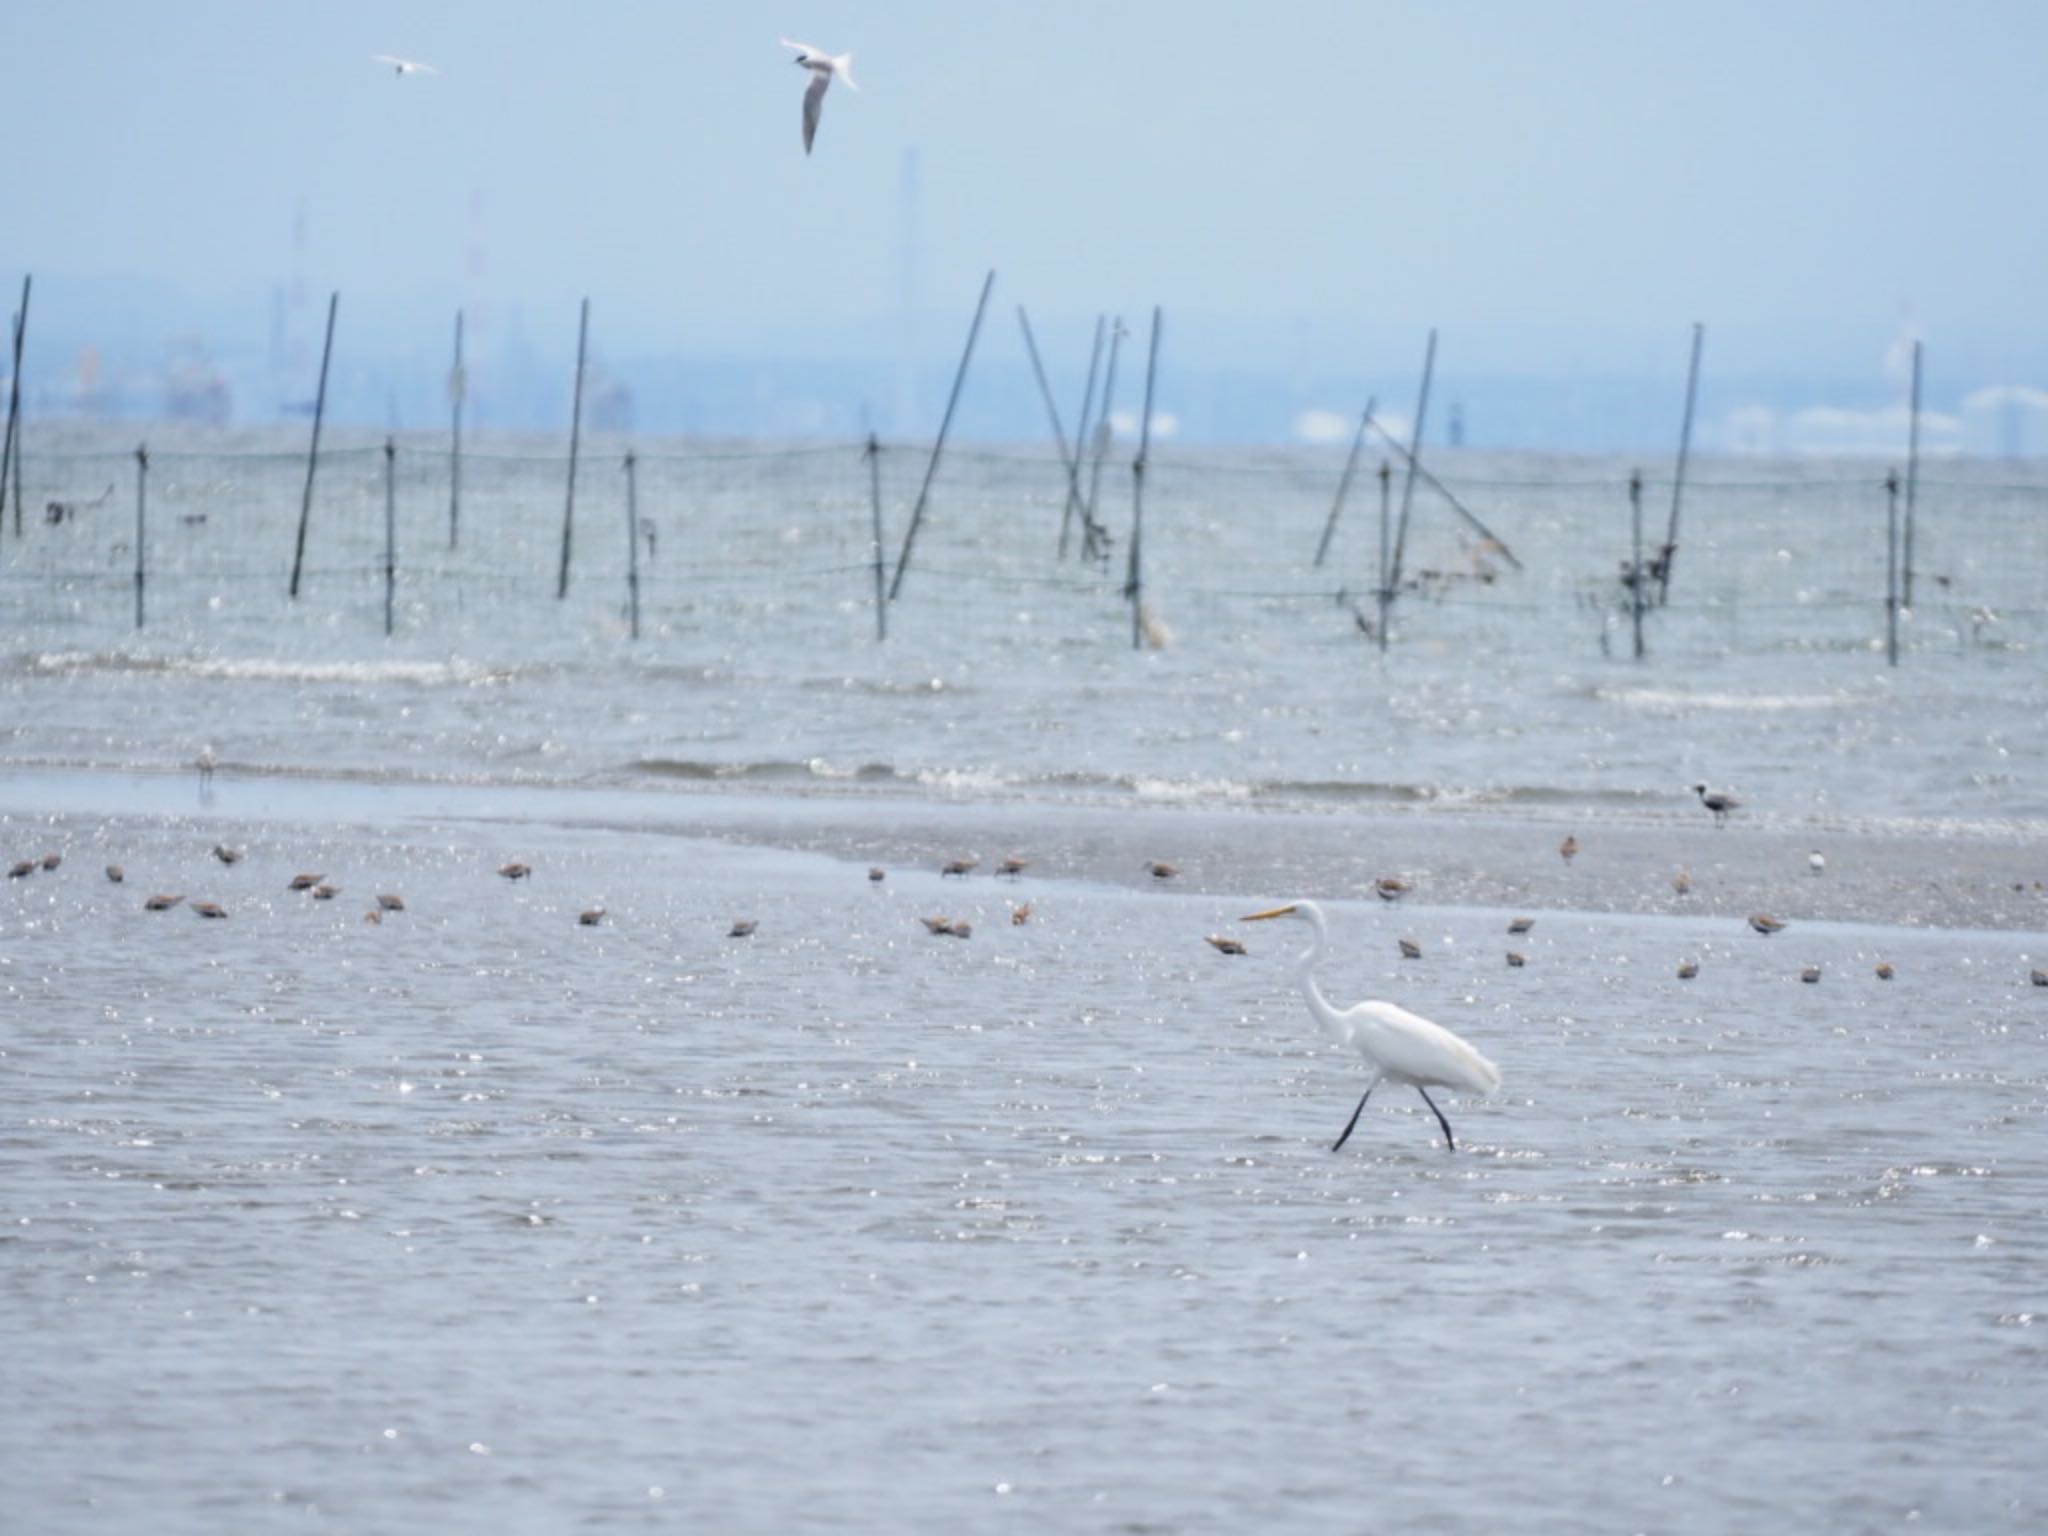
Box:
779;37;820;61
802;68;830;154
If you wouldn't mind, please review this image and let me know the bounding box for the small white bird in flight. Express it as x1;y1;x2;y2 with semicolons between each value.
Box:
779;37;856;154
373;54;439;78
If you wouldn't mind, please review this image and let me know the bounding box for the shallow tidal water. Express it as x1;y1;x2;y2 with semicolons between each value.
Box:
2;785;2044;1533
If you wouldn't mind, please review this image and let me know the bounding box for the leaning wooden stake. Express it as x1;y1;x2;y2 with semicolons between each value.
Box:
1363;411;1522;571
1059;315;1107;560
448;308;465;549
1658;320;1704;606
623;451;641;641
1628;469;1646;660
557;297;590;600
1375;459;1394;652
1127;306;1162;650
1082;318;1125;560
889;268;995;601
1902;339;1922;608
1314;398;1376;568
133;443;148;631
865;434;888;641
288;290;338;599
1016;305;1090;557
382;438;398;637
3;275;28;538
1388;328;1438;593
1885;468;1901;667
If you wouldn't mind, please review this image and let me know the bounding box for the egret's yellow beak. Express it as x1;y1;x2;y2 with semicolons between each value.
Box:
1240;904;1296;922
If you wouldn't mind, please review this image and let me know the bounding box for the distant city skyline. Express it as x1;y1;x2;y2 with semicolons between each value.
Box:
6;2;2045;453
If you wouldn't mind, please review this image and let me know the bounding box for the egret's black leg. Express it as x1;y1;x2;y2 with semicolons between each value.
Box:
1331;1081;1377;1152
1416;1085;1457;1151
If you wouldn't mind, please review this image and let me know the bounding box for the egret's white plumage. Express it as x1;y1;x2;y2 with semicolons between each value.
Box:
1243;899;1500;1151
780;37;856;154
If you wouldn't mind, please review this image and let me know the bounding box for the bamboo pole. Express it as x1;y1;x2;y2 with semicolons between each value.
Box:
1658;320;1703;606
1058;316;1107;560
1016;306;1091;558
288;290;338;599
1628;468;1646;660
3;276;27;538
1127;307;1162;650
624;451;641;641
1885;469;1901;667
1314;398;1376;568
382;438;398;637
1902;339;1922;608
888;268;995;601
1082;319;1125;561
1375;459;1393;652
865;433;888;641
1387;328;1437;593
448;308;464;549
557;297;589;600
133;443;147;631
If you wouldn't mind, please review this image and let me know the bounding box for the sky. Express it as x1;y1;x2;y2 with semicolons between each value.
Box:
7;1;2047;447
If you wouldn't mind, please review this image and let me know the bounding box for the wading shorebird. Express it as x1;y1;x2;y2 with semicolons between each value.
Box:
996;857;1029;879
1506;951;1527;968
1875;962;1895;980
191;901;228;919
7;860;33;879
940;857;977;878
1375;877;1410;902
1800;965;1822;984
1146;861;1179;881
779;37;856;155
1677;959;1700;979
1672;869;1693;897
1010;901;1034;926
1694;784;1739;826
288;873;325;891
144;893;184;911
40;852;61;871
212;843;242;866
1507;916;1534;934
1397;937;1423;960
105;864;124;883
376;893;406;912
1242;899;1500;1152
868;866;886;883
1205;934;1246;956
728;919;758;938
1809;850;1826;875
580;908;606;927
1559;834;1579;863
1749;913;1786;936
498;862;532;881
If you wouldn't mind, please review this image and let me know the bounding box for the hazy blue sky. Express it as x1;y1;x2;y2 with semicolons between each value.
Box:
7;2;2046;442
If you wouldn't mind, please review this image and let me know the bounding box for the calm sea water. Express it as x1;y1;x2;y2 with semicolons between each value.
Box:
2;431;2045;1531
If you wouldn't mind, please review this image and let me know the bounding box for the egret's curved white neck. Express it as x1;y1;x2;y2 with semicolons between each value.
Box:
1285;903;1349;1048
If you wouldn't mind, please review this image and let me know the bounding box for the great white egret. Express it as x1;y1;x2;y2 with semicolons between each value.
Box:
1241;900;1501;1152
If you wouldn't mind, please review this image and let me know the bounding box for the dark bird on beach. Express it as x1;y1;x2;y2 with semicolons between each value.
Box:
212;843;243;865
363;909;382;925
1375;876;1411;901
580;908;607;927
376;893;406;912
1749;913;1786;936
2031;969;2048;988
7;859;34;879
996;857;1029;879
144;893;184;911
1677;959;1700;979
1672;869;1693;897
498;862;532;880
920;915;970;937
1146;861;1180;880
105;864;124;883
1559;835;1579;863
1694;784;1739;826
40;852;61;871
1506;951;1527;968
728;919;758;938
1875;961;1895;980
1206;934;1246;956
868;866;886;883
1800;964;1822;984
940;858;978;878
1397;937;1423;960
312;884;339;901
191;901;228;919
1010;901;1034;926
1507;916;1534;935
288;873;325;891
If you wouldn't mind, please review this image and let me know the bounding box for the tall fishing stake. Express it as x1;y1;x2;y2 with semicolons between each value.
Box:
1388;328;1438;593
1126;307;1162;651
1375;459;1393;652
2;275;27;537
1659;320;1704;605
1884;469;1901;667
1628;469;1646;660
133;444;147;631
623;451;641;641
448;308;465;549
1902;339;1922;608
557;297;590;600
1082;318;1125;560
382;438;398;637
1314;398;1376;568
288;290;338;599
1016;306;1090;558
1058;316;1107;559
888;268;994;601
865;434;888;641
